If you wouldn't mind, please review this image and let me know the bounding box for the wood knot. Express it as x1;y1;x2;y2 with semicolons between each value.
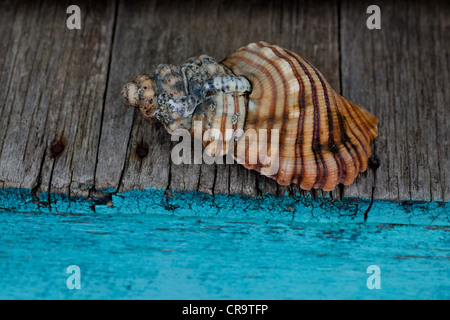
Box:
50;141;65;158
368;155;380;171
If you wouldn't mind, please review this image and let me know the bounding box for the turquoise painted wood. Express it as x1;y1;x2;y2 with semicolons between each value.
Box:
1;208;449;300
0;188;449;300
1;188;449;226
0;0;449;300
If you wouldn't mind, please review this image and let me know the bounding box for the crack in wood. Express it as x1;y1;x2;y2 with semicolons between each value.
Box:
93;0;119;193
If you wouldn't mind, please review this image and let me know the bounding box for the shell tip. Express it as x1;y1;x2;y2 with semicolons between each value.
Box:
122;82;140;107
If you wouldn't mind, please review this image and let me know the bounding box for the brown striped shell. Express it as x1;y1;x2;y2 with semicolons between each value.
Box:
121;42;378;191
223;42;378;190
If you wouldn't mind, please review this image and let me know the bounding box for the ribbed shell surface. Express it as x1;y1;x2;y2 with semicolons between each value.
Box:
192;91;248;157
222;42;378;191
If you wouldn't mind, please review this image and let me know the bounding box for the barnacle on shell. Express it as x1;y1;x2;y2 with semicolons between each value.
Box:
122;42;378;191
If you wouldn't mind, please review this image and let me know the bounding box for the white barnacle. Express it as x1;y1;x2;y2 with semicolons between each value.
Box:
231;112;240;125
213;77;222;90
168;95;198;118
206;75;251;94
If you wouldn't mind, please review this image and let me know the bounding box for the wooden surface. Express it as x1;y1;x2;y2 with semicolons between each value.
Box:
1;211;449;299
0;0;448;203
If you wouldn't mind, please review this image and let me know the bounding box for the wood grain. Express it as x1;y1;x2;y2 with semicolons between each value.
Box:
0;0;448;203
0;0;116;198
340;0;449;201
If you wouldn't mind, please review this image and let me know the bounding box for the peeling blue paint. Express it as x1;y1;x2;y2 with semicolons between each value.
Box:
0;188;449;299
0;188;449;226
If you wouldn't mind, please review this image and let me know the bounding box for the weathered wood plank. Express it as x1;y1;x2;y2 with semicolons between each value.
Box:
0;0;51;191
0;0;448;204
340;0;449;201
95;1;173;193
0;0;116;198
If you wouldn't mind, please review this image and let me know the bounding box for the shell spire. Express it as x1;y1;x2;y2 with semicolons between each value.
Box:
122;41;378;191
121;55;251;156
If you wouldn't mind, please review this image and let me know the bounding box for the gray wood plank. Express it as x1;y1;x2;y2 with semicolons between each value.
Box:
435;2;450;201
0;0;447;203
96;0;174;193
0;1;116;199
0;0;50;191
340;0;449;201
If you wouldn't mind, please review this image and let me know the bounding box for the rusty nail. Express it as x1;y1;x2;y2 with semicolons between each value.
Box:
368;155;380;171
136;142;149;159
51;141;65;157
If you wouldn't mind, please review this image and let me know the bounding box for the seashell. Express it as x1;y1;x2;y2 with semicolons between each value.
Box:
122;42;378;191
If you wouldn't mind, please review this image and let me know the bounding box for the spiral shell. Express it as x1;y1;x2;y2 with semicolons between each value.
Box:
122;42;378;191
223;42;378;190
